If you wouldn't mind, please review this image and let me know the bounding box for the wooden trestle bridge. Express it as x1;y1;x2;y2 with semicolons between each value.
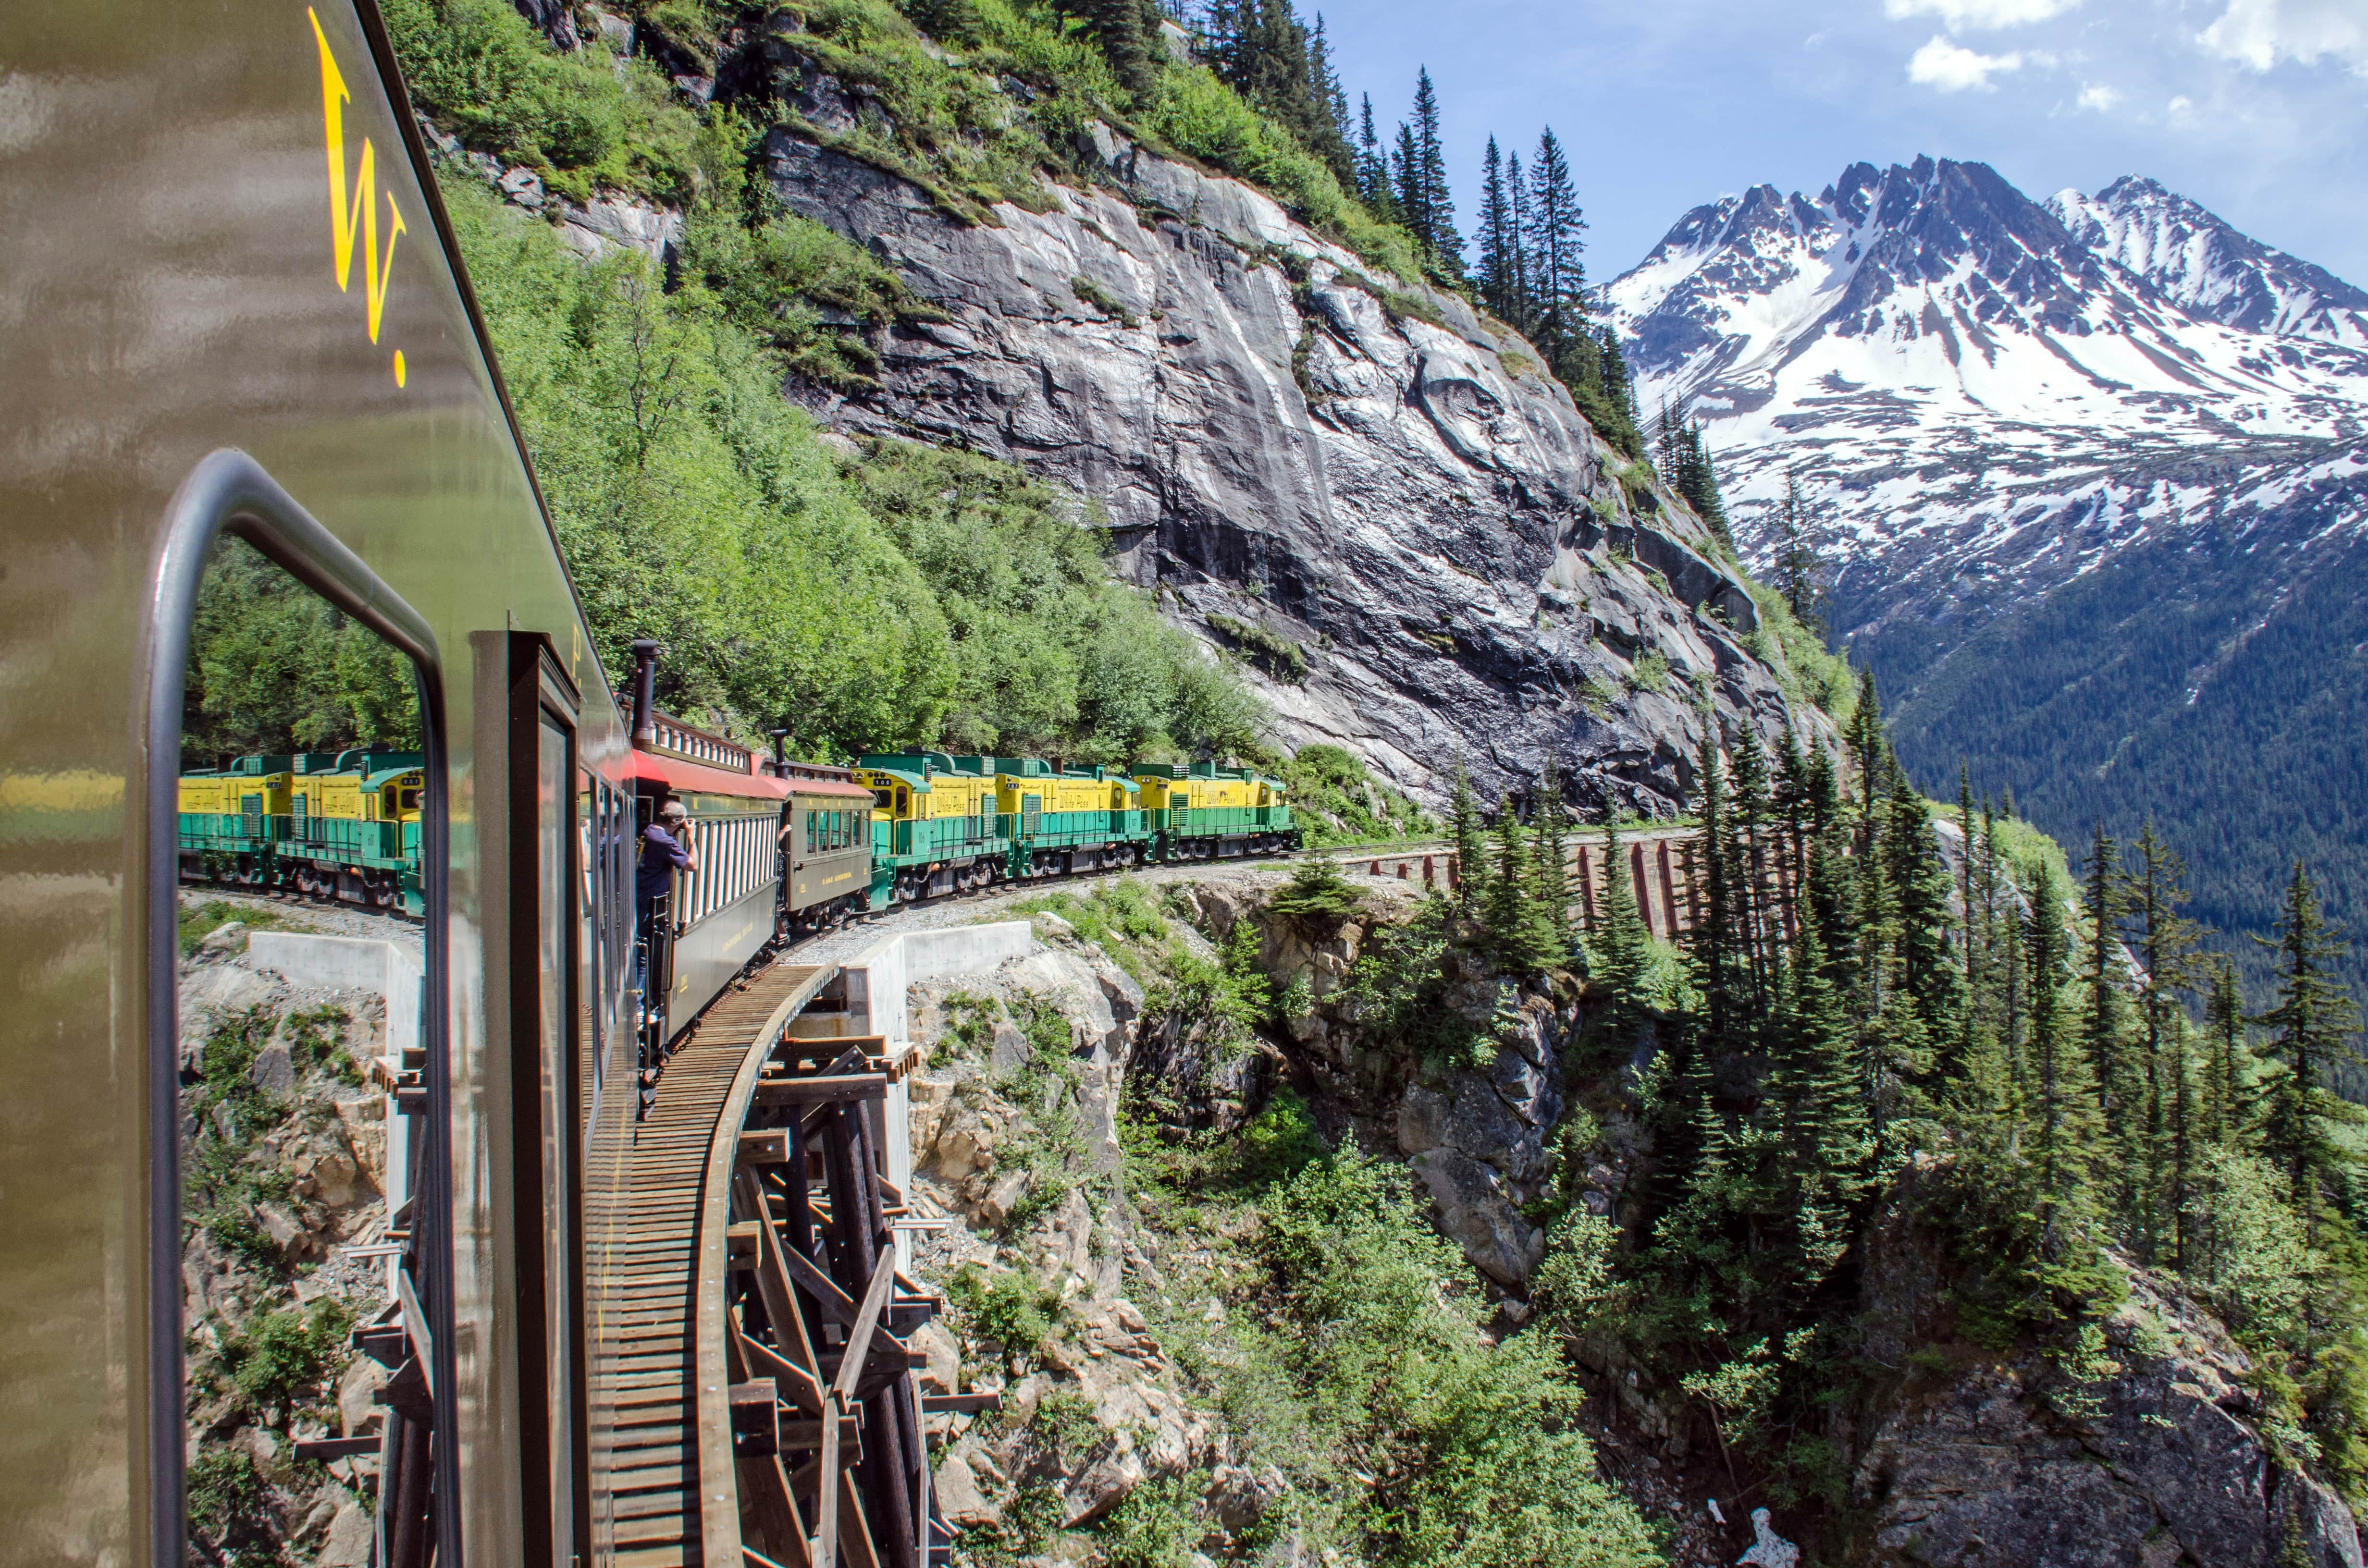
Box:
583;958;974;1568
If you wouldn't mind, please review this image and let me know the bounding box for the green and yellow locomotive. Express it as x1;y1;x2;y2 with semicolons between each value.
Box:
855;753;1298;905
177;748;426;912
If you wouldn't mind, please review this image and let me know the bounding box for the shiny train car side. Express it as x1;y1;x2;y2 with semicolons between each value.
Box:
0;4;785;1565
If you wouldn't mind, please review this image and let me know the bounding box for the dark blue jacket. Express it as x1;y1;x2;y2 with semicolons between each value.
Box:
637;823;691;905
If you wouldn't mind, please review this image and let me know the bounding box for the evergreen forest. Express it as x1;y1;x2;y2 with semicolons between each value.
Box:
1422;686;2368;1521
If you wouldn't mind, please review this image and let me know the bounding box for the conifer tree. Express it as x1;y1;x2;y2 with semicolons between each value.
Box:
1477;136;1518;322
1597;323;1639;431
1389;68;1461;271
2025;860;2102;1244
1355;94;1393;218
1999;863;2026;1102
1845;671;1886;826
1730;732;1777;1012
1391;121;1425;247
2253;861;2365;1230
1449;761;1488;914
1653;398;1685;487
1059;0;1160;96
1206;0;1353;180
1770;909;1872;1273
1957;763;1983;1064
1525;128;1586;365
1504;148;1531;331
2079;825;2132;1116
1307;13;1352;166
2122;822;2207;1262
1885;763;1962;1074
1690;721;1738;1057
1535;758;1572;942
1676;422;1737;557
2200;956;2250;1148
1771;472;1827;637
1774;732;1812;940
1486;795;1561;973
1591;821;1651;1014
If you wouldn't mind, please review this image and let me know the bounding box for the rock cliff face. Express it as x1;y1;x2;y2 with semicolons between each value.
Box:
1849;1176;2366;1568
744;68;1821;810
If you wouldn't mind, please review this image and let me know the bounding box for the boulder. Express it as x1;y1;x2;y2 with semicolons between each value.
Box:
249;1043;295;1096
312;1499;373;1568
1409;1148;1544;1286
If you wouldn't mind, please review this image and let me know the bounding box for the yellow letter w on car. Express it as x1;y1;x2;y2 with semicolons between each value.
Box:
308;7;406;348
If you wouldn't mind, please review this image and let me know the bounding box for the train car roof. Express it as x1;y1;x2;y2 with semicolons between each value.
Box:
625;748;792;801
787;773;876;801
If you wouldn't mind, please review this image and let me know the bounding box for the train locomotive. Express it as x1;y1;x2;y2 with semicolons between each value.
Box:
180;649;1305;1031
177;748;427;911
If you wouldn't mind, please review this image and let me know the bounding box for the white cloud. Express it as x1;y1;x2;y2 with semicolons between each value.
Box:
2076;81;2123;109
1908;33;2026;89
2200;0;2368;73
1883;0;2079;30
2168;93;2198;114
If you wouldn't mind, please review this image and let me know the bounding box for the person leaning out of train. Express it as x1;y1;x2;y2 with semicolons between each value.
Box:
633;798;698;1020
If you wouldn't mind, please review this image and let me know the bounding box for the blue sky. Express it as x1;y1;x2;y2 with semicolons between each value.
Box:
1320;0;2368;283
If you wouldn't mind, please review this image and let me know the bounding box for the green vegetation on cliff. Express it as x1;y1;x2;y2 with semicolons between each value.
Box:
1419;701;2368;1521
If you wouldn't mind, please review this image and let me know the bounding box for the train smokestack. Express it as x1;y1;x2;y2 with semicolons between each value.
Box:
629;639;660;748
768;728;788;777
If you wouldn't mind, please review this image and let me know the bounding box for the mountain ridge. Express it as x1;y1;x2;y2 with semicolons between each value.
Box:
1607;154;2368;1001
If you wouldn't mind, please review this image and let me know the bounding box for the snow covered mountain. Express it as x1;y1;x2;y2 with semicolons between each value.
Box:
1605;156;2368;996
2048;175;2368;351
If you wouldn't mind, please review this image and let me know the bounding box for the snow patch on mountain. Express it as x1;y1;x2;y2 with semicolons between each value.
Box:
1604;155;2368;599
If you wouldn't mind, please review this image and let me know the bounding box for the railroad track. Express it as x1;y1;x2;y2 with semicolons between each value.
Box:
585;961;839;1566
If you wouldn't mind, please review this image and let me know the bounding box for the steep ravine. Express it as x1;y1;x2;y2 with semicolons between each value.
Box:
900;870;2368;1568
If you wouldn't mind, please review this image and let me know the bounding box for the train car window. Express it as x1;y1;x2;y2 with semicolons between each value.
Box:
154;465;448;1568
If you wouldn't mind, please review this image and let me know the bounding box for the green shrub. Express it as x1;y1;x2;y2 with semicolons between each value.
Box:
1205;612;1307;684
948;1262;1066;1357
1627;648;1669;694
185;1446;279;1568
1096;1470;1209;1568
384;0;702;204
1266;857;1361;930
1070;274;1139;327
219;1299;357;1415
1742;580;1856;724
1253;1153;1659;1568
1279;744;1434;846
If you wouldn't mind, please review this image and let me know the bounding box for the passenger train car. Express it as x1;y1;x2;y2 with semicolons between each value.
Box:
0;4;1296;1565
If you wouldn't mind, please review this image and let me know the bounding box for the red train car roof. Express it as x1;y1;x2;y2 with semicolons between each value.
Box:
622;748;874;801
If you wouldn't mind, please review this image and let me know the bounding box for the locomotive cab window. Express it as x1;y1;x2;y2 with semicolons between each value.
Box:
158;493;449;1568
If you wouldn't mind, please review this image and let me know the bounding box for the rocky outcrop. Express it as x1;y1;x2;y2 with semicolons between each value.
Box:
1166;870;1626;1291
175;915;397;1567
737;73;1821;811
900;919;1225;1536
1847;1173;2366;1568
